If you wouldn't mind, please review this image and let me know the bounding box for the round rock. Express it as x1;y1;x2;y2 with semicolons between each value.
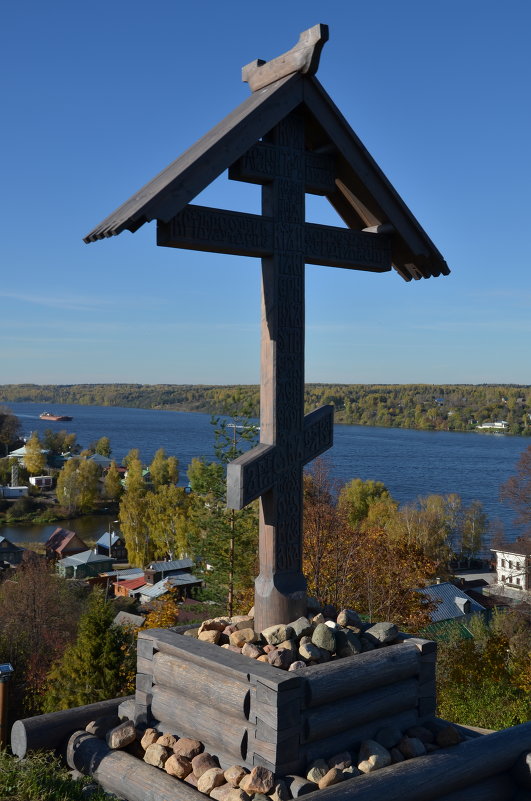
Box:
197;767;226;794
143;743;169;768
192;752;219;777
165;754;193;778
173;737;204;759
311;622;336;652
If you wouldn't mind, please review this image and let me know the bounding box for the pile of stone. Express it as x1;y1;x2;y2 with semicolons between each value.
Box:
83;715;464;800
185;605;401;670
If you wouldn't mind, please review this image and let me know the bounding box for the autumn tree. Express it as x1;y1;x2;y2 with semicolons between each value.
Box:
119;456;154;567
145;483;190;560
166;455;179;485
122;448;140;469
56;458;100;514
385;495;458;576
303;464;436;630
94;436;111;457
0;406;21;456
103;460;123;501
501;443;531;533
303;459;348;605
459;500;488;565
143;587;181;628
24;431;46;475
338;477;390;529
149;448;179;489
0;555;87;717
41;428;77;455
43;588;135;711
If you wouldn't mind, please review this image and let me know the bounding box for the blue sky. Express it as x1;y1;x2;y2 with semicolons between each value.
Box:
1;0;530;385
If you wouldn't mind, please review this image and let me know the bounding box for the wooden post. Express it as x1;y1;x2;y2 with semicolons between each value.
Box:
0;679;8;750
254;112;307;631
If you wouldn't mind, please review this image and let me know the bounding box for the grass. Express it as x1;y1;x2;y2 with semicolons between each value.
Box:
0;750;113;801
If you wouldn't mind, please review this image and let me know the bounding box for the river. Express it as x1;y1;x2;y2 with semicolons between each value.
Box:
3;401;529;548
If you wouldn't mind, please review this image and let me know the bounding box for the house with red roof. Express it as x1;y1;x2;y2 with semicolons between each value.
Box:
45;527;88;560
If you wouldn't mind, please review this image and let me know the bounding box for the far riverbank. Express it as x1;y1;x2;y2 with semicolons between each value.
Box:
2;383;531;436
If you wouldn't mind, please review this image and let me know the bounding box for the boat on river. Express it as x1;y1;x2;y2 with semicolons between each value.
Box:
39;412;73;422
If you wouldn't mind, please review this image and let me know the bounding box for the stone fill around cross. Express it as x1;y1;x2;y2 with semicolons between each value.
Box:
158;110;392;631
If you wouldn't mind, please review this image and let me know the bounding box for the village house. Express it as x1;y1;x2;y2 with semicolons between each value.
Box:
45;527;88;560
0;485;28;498
0;535;24;566
135;558;203;603
56;549;114;579
88;453;114;469
29;475;54;489
143;557;196;585
113;575;146;598
416;580;488;635
491;538;530;594
113;610;145;628
138;573;203;605
95;531;128;562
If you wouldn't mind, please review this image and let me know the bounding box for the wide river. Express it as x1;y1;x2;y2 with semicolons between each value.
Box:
3;401;530;549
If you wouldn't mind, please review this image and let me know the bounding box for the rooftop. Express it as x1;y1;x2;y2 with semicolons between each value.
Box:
139;573;201;599
417;582;487;623
147;558;194;572
491;538;531;557
58;550;114;568
45;528;86;554
95;532;123;548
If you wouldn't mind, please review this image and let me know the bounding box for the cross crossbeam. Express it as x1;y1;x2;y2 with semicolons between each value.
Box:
158;204;391;272
227;405;333;510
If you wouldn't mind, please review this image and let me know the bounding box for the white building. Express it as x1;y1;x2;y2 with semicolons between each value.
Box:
491;539;530;593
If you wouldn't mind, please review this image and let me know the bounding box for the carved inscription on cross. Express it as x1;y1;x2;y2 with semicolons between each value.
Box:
158;112;391;631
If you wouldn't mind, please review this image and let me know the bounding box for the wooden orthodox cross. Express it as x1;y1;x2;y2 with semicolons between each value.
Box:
158;29;392;631
85;24;449;632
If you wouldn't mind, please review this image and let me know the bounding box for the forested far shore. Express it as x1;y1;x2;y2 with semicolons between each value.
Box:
2;382;531;435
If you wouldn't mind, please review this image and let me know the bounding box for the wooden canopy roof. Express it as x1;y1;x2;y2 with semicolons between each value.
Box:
84;71;449;282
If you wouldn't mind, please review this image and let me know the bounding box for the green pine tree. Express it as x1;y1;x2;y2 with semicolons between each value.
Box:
43;589;135;711
187;395;259;615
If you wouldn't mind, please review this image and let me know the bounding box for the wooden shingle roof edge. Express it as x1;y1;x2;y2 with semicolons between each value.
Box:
83;73;302;244
83;72;450;282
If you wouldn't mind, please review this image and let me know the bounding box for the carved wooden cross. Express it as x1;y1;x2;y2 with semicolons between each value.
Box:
158;112;392;630
85;24;448;629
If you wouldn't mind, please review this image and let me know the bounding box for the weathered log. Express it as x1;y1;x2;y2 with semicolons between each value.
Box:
301;721;531;801
304;644;420;707
511;751;531;789
151;684;248;760
140;628;302;691
435;773;516;801
152;651;250;719
304;678;418;743
10;695;133;759
118;697;136;722
66;730;200;801
303;709;418;764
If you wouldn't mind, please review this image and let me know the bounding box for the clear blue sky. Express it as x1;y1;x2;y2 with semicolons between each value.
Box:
1;1;530;386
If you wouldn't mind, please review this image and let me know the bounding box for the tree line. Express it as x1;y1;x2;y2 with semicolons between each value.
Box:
2;382;531;434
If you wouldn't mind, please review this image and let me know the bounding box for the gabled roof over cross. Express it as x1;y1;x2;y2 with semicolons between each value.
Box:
84;59;449;282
